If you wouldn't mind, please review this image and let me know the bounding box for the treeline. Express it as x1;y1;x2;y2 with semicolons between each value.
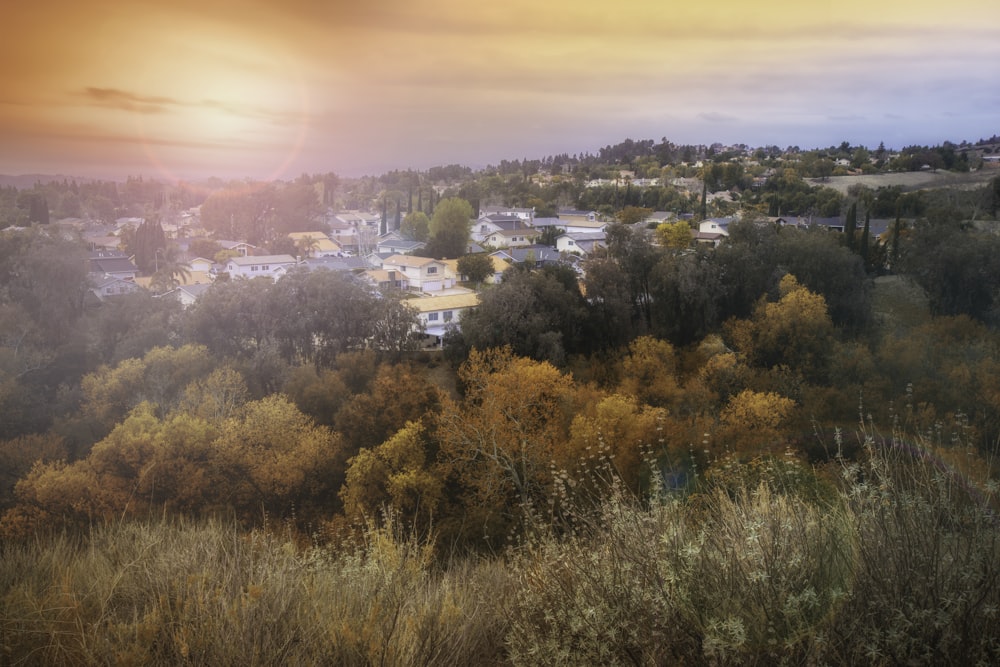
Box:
4;211;1000;546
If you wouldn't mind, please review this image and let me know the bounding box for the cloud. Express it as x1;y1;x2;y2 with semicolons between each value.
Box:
81;87;179;113
699;112;738;123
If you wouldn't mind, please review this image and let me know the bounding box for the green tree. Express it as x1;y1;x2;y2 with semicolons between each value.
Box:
844;202;857;251
617;206;652;225
426;197;473;258
457;253;494;286
401;211;430;242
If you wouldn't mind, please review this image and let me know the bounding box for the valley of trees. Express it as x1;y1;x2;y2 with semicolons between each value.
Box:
3;137;1000;663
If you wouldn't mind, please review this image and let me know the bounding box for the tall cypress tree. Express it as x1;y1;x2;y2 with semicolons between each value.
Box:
844;202;858;251
891;209;903;270
861;211;871;265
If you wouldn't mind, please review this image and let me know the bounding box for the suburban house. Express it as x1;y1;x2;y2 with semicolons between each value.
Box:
472;215;536;243
376;237;427;255
645;211;677;225
224;254;298;280
329;211;380;254
298;255;369;273
187;257;215;273
288;232;342;257
89;274;143;302
167;282;214;308
556;232;606;256
88;250;139;281
490;245;566;270
777;216;845;233
380;254;454;292
441;255;511;284
481;206;534;222
557;209;600;223
362;268;409;291
482;227;541;249
217;240;255;257
408;290;480;342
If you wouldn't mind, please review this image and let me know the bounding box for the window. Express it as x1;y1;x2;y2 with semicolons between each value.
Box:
427;266;438;275
251;265;258;271
443;311;453;322
428;312;439;321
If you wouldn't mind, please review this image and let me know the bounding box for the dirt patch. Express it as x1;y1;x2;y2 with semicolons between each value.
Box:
807;170;997;194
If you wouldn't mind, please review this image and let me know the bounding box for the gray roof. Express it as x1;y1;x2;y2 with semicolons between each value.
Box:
491;245;564;264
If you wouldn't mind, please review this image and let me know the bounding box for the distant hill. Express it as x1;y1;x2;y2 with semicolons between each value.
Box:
0;174;113;189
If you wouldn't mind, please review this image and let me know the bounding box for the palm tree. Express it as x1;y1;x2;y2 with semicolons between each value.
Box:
150;245;192;293
295;234;320;258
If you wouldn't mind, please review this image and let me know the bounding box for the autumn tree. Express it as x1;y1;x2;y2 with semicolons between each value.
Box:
78;344;216;437
2;405;221;535
334;362;442;454
655;220;693;250
437;348;576;518
726;274;834;383
212;395;346;523
340;421;443;531
617;336;681;408
565;394;666;492
716;389;796;456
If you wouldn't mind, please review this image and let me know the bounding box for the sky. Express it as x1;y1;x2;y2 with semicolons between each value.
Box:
1;0;998;181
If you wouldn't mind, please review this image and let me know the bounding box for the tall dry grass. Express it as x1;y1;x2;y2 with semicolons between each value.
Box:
0;518;513;666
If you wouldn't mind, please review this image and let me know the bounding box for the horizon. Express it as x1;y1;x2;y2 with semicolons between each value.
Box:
3;0;998;182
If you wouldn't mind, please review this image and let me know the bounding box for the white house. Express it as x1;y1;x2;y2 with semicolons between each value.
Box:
482;227;541;249
408;290;480;341
225;254;298;280
556;232;606;256
288;232;343;257
380;254;454;292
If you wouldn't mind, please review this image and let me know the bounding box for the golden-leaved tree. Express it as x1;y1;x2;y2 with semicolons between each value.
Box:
213;395;346;524
716;389;796;457
2;394;346;537
437;347;576;515
340;421;443;531
565;393;667;493
2;404;220;536
726;274;834;383
617;335;682;408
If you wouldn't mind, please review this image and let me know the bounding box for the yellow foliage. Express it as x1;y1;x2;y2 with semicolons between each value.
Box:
655;220;693;249
439;348;576;509
717;389;796;457
618;336;681;408
341;421;443;528
566;394;666;491
725;275;834;382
